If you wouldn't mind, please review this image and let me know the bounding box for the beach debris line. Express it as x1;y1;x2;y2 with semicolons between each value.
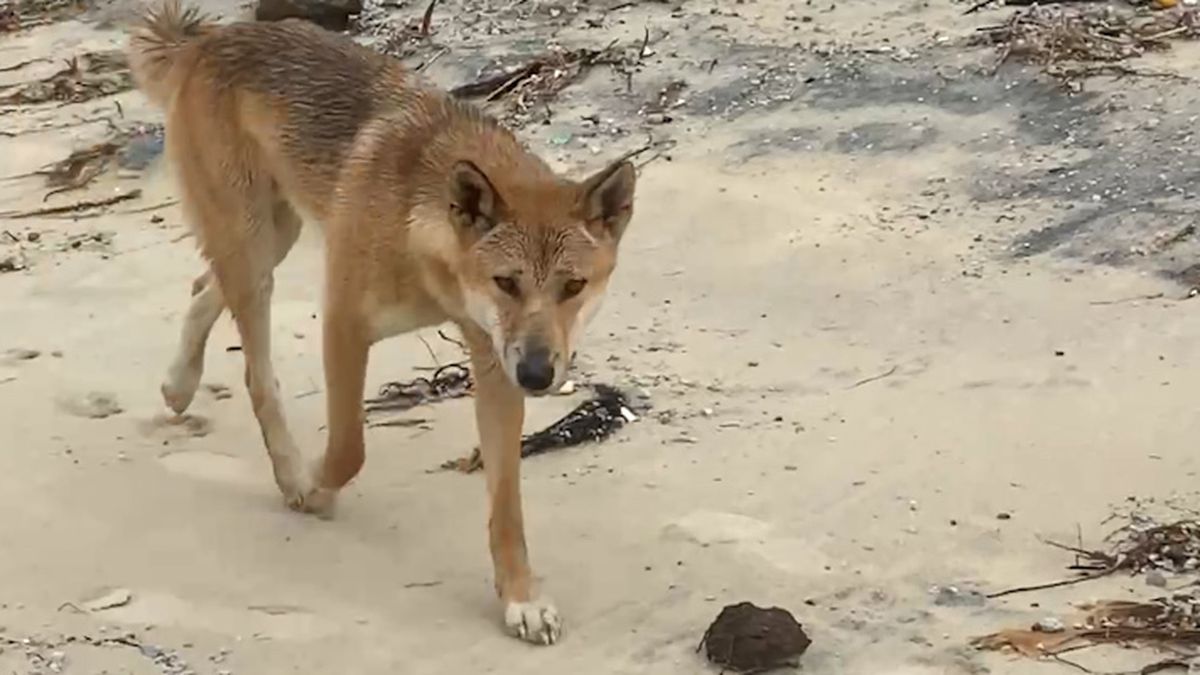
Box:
974;594;1200;672
988;517;1200;599
971;3;1200;83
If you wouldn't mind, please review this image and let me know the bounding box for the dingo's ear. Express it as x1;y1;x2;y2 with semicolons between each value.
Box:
449;160;503;233
580;160;636;241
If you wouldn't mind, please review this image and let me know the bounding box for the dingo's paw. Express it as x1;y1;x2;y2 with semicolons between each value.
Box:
504;599;561;646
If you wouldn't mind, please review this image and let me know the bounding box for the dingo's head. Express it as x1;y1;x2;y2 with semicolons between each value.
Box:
449;158;636;395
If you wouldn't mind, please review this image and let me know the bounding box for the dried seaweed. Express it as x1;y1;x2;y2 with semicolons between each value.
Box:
364;363;473;415
0;50;132;107
442;383;638;473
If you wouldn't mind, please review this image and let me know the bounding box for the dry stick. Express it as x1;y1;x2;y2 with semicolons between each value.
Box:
113;198;179;215
451;61;539;99
963;0;999;15
1140;25;1191;43
0;57;48;72
1053;65;1190;83
419;0;437;36
986;570;1115;599
848;365;899;389
0;189;140;219
436;328;467;352
416;47;448;72
1089;292;1166;306
417;333;440;366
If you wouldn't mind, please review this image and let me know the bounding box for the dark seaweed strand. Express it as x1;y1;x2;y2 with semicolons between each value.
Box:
520;384;630;458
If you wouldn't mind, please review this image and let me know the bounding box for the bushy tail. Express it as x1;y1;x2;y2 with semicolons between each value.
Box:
127;0;213;107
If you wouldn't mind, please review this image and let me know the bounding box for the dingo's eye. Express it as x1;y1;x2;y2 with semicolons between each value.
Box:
493;276;520;298
562;278;587;301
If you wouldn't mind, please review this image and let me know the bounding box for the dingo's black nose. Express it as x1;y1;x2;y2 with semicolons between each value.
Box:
516;347;554;392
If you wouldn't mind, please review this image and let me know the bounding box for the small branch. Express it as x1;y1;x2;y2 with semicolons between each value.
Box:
0;189;141;219
963;0;998;14
848;365;899;389
986;570;1113;599
1089;292;1165;306
0;57;49;72
420;0;437;37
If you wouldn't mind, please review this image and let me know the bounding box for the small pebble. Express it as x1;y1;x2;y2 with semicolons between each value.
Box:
1146;570;1168;588
1034;617;1065;633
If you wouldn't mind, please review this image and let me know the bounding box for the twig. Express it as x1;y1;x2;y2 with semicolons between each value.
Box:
0;57;49;72
0;189;141;219
369;418;430;429
416;47;448;72
606;134;678;172
989;41;1014;76
1141;26;1191;44
1089;292;1165;306
963;0;999;15
420;0;437;36
402;580;443;589
986;571;1112;599
1003;0;1113;5
1050;654;1192;675
112;198;179;215
437;329;467;352
417;334;440;366
848;365;899;389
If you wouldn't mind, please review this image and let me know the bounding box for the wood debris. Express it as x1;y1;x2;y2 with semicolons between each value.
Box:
974;594;1200;670
0;50;132;107
988;518;1200;599
973;3;1200;82
451;42;639;126
0;0;88;33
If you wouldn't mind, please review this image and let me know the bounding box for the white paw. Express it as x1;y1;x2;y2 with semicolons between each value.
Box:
161;364;202;414
289;485;338;519
505;599;561;646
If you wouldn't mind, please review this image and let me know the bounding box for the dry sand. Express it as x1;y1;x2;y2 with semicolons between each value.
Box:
3;0;1200;673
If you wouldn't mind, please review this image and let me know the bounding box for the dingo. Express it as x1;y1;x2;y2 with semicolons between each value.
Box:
129;1;637;645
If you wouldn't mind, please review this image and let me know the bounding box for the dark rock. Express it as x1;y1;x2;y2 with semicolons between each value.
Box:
255;0;363;31
699;602;811;672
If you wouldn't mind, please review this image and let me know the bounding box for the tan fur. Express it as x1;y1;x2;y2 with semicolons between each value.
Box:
129;1;637;645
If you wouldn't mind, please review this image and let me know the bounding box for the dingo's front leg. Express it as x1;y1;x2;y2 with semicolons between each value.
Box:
463;325;561;646
307;302;372;517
